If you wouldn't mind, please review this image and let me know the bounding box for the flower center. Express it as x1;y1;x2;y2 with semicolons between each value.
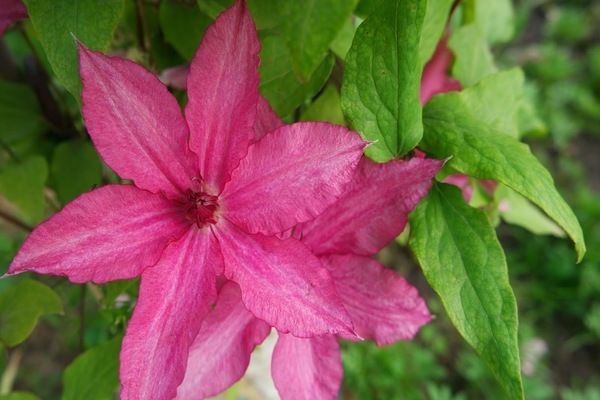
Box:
184;190;219;228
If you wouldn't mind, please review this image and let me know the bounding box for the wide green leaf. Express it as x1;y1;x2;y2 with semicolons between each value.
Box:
419;0;454;66
0;81;47;155
259;35;334;117
281;0;357;80
409;182;523;399
62;336;121;400
342;0;426;161
50;140;103;204
448;24;496;87
159;0;211;60
422;92;586;261
23;0;124;103
0;393;40;400
475;0;515;45
0;156;48;224
0;279;63;347
300;85;345;125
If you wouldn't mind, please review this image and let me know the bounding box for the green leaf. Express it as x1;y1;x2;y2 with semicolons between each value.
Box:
330;18;355;60
0;279;63;347
448;24;496;87
422;92;586;261
342;0;426;161
23;0;125;103
409;182;523;399
281;0;358;80
497;184;565;238
62;336;121;400
259;35;334;117
0;156;48;224
419;0;453;66
103;278;138;308
196;0;232;19
159;0;211;60
442;68;525;139
50;140;103;204
300;85;345;125
0;81;47;154
0;392;40;400
475;0;515;45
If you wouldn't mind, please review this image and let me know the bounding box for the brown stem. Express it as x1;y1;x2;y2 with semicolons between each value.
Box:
135;0;149;52
0;209;32;232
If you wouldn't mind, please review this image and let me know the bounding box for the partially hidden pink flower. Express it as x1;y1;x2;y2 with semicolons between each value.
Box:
0;0;27;35
7;1;367;398
176;102;444;398
420;34;461;105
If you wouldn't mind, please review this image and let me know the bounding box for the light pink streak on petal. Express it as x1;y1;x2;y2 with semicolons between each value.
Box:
120;228;222;400
420;35;461;105
185;0;260;192
8;185;188;284
272;333;342;400
300;157;442;256
323;254;431;345
222;123;366;236
79;44;197;199
159;64;190;90
215;220;353;337
254;95;283;141
177;281;271;399
0;0;27;34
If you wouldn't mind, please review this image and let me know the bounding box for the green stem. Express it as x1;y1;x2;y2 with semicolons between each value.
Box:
0;348;23;395
0;209;32;232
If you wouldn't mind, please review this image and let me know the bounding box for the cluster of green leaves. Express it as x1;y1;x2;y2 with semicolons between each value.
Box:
0;0;589;399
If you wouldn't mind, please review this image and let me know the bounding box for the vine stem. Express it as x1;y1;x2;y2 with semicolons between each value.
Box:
0;348;23;395
0;209;32;232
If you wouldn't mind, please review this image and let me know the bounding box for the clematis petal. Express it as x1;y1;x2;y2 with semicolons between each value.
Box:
177;281;271;399
272;333;342;400
323;254;431;345
420;35;461;104
120;228;222;400
222;122;366;235
215;220;353;337
8;185;188;283
254;95;283;141
300;157;442;256
79;44;197;199
185;0;260;192
0;0;27;34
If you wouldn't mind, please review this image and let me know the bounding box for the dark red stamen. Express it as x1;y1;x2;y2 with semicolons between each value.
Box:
184;190;219;228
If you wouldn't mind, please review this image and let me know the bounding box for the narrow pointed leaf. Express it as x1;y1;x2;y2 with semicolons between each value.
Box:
422;91;585;261
62;336;121;400
0;279;62;347
409;182;523;399
342;0;426;161
23;0;124;102
281;0;358;80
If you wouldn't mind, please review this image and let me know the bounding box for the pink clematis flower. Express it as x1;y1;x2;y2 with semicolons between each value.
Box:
175;102;443;398
419;34;461;104
8;1;367;398
0;0;27;35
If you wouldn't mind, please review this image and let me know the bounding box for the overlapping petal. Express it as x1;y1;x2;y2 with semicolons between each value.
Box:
300;157;443;256
323;254;431;345
215;220;353;337
120;229;222;400
0;0;27;34
185;0;260;191
222;122;366;235
8;185;188;283
272;333;342;400
254;95;283;141
420;36;461;104
177;282;271;399
79;45;197;199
